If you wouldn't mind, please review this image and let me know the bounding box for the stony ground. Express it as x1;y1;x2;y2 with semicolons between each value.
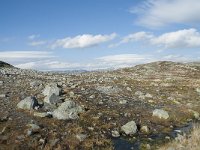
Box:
0;61;200;150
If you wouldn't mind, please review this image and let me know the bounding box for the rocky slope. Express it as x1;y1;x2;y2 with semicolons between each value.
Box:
0;61;200;150
0;61;14;68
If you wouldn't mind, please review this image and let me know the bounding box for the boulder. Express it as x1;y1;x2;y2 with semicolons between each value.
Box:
53;100;83;120
153;109;169;119
17;96;38;110
42;83;61;104
43;83;61;97
44;93;62;104
121;121;137;135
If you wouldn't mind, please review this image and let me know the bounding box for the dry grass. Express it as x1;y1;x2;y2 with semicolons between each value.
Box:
159;124;200;150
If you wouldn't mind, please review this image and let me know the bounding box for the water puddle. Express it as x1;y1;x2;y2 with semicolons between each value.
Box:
113;121;195;150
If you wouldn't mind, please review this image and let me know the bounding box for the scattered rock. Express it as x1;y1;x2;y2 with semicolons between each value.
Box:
33;112;49;118
17;96;39;110
43;83;61;97
44;93;62;105
27;123;40;136
196;88;200;94
140;126;149;133
76;134;87;142
111;130;120;137
119;100;127;104
50;138;60;147
189;109;200;119
121;121;137;135
153;109;169;119
30;81;41;87
126;87;132;91
53;100;83;120
0;94;6;98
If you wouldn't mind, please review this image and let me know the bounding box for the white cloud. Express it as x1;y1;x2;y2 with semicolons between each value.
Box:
28;34;40;40
151;28;200;49
51;33;117;49
15;60;81;70
97;54;151;64
0;51;53;59
28;41;46;46
0;51;54;63
110;32;153;47
130;0;200;28
113;28;200;50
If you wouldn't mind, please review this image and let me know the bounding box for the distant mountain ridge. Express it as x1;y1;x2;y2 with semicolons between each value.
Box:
0;61;14;68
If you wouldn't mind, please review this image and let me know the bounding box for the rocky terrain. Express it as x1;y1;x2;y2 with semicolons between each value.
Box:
0;60;200;150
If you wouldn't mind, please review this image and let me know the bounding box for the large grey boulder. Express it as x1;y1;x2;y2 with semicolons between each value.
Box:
17;96;38;110
121;121;137;135
153;109;169;119
53;100;83;120
43;83;60;96
42;83;61;104
44;93;62;104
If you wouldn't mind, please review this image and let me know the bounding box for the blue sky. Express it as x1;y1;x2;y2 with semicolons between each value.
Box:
0;0;200;70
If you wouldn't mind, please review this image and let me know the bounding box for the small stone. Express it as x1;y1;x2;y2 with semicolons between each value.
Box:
89;95;95;99
33;112;49;118
30;81;40;87
69;91;75;98
126;87;132;91
152;109;169;119
76;134;87;142
141;126;149;133
165;136;170;140
145;93;152;98
0;94;6;98
50;138;60;147
111;130;120;137
119;100;127;104
189;109;199;119
196;88;200;94
27;130;33;136
27;123;40;131
121;121;137;135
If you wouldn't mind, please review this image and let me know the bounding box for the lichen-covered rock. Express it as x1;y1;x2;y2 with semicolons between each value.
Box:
53;100;83;120
44;93;62;104
17;96;38;110
153;109;169;119
42;83;61;97
121;121;137;135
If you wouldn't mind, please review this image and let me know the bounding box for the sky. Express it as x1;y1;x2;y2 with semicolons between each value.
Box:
0;0;200;70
